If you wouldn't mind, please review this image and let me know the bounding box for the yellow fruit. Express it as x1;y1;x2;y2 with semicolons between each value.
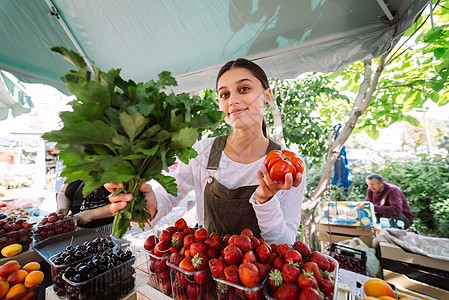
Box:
24;271;44;288
364;278;396;298
22;262;40;272
5;283;26;298
1;244;23;257
378;297;396;300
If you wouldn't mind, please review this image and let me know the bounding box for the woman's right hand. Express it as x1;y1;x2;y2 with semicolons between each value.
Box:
104;182;158;217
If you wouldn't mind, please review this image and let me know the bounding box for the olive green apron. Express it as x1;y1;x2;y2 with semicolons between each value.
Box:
203;135;281;237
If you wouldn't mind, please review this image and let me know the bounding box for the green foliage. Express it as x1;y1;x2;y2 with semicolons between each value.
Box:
43;47;224;238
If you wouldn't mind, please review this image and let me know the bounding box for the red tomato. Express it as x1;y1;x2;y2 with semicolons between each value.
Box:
264;150;305;183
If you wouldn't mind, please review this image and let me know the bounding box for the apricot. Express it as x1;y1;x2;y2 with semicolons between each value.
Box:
364;278;396;298
22;262;40;272
7;269;28;285
362;297;380;300
24;271;44;288
378;297;396;300
22;290;38;300
0;260;20;277
5;283;26;299
0;276;7;282
0;281;9;298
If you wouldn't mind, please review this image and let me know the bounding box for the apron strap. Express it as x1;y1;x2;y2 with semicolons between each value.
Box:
206;135;281;170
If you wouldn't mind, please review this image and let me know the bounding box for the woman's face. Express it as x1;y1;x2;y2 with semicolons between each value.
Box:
217;67;271;131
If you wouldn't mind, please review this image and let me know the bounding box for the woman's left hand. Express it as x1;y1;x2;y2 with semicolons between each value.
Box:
75;210;95;225
255;164;302;203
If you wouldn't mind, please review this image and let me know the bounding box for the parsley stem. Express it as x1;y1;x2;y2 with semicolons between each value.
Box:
104;143;118;156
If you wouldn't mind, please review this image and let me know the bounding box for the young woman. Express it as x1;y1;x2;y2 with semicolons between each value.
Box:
106;59;305;244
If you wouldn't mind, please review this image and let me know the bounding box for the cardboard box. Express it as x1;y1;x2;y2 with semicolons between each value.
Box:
383;269;449;300
317;201;376;226
379;242;449;272
317;223;374;248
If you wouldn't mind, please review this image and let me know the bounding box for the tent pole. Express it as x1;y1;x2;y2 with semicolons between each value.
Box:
44;0;94;74
375;0;394;21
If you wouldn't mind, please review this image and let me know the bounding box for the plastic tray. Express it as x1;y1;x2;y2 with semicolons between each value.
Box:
33;214;77;242
0;227;33;256
330;242;367;275
213;274;267;300
167;258;214;300
3;283;40;300
144;249;171;296
264;255;339;300
62;254;136;300
32;228;111;263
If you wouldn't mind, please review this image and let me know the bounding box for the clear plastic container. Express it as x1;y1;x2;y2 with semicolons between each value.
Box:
264;255;339;300
48;236;117;297
34;215;77;242
0;227;33;256
213;275;267;300
143;249;171;296
167;258;214;300
62;254;136;300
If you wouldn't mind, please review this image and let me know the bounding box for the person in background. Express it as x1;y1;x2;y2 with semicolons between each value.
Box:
57;180;113;229
366;173;415;229
105;58;306;245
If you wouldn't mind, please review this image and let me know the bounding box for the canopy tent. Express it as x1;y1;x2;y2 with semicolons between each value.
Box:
0;0;428;96
0;72;33;120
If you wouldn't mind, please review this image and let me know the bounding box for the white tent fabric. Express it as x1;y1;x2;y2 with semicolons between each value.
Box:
0;73;31;120
0;0;428;95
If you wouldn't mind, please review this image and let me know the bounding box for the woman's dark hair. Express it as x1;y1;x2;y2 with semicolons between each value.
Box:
216;58;270;137
216;58;269;90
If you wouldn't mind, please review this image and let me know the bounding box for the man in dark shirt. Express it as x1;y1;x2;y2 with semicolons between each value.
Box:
366;173;415;229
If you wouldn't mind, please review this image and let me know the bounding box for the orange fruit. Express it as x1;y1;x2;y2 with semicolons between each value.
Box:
364;278;395;298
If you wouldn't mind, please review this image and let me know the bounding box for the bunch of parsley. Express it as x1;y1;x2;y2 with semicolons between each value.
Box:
43;47;224;238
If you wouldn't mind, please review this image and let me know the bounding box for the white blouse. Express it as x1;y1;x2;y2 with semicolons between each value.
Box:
151;137;306;245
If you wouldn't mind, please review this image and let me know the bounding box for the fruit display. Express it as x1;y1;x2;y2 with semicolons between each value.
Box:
62;248;135;300
144;246;171;296
0;206;31;218
329;243;367;275
0;260;44;300
362;278;397;300
0;217;33;256
34;212;77;242
49;236;116;297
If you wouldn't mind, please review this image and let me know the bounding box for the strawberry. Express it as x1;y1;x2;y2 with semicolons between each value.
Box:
221;234;231;247
240;228;254;237
222;245;243;265
293;240;311;258
282;263;301;283
204;238;220;250
183;227;195;235
249;235;260;250
194;228;208;242
284;249;302;265
179;257;195;272
297;270;318;289
206;248;218;258
55;227;63;234
192;252;208;270
245;289;261;300
48;216;57;223
310;251;330;271
154;257;168;272
149;274;158;286
159;268;170;282
255;243;271;263
159;229;173;242
298;287;321;300
183;234;195;250
268;268;283;290
170;245;182;254
190;242;207;257
169;251;184;267
238;263;259;287
327;257;336;272
277;243;291;258
208;258;224;277
319;277;335;296
224;265;241;285
175;295;188;300
166;226;177;234
209;232;221;241
175;218;187;231
254;262;270;283
270;243;279;255
176;271;189;287
233;235;252;253
159;281;172;294
187;282;202;300
172;231;186;247
194;270;209;285
302;261;322;283
273;282;300;300
242;250;257;264
154;240;170;256
267;252;279;267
